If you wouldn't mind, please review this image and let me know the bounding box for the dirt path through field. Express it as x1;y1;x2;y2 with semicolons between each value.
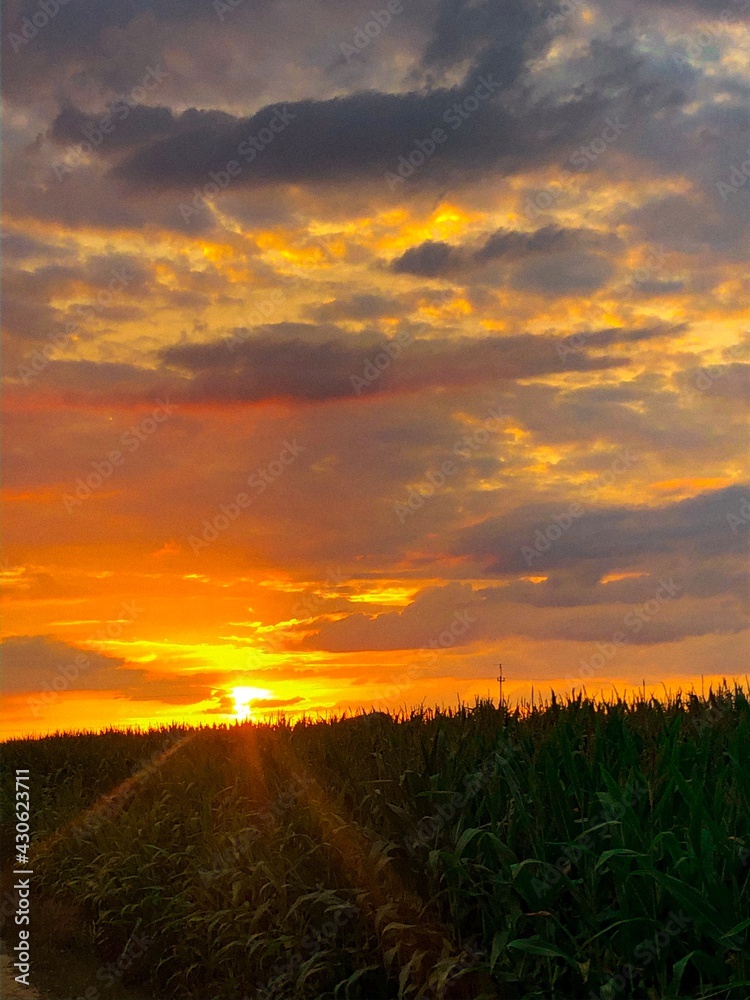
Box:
1;952;42;999
2;940;163;1000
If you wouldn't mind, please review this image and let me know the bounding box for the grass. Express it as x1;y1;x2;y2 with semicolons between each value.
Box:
1;686;749;999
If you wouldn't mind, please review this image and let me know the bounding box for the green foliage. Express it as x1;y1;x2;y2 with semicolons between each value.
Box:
2;686;748;998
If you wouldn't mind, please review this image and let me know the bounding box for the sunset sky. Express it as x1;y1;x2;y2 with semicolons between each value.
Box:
1;0;748;737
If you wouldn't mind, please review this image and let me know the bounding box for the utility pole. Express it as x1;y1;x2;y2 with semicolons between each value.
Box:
497;664;505;707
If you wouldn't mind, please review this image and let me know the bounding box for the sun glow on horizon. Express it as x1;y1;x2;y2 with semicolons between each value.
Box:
231;686;272;720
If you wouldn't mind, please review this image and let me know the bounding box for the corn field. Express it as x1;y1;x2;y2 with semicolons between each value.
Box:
2;686;749;999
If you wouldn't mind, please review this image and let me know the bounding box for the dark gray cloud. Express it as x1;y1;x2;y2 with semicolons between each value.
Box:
49;104;181;152
0;634;226;704
420;0;537;82
296;581;480;651
625;193;750;255
512;252;616;295
112;86;576;191
489;562;750;610
677;363;750;401
390;227;623;293
152;326;633;402
293;570;748;652
2;0;216;49
647;0;750;14
630;278;685;296
476;226;576;260
578;324;685;349
391;240;464;277
103;46;698;197
6;321;687;406
458;484;750;574
104;22;705;199
306;293;403;323
1;230;76;264
0;635;129;693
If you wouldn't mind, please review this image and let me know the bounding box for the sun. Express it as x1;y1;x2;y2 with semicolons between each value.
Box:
231;686;272;720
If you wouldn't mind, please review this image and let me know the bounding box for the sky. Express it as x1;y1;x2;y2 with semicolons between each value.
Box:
1;0;748;737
